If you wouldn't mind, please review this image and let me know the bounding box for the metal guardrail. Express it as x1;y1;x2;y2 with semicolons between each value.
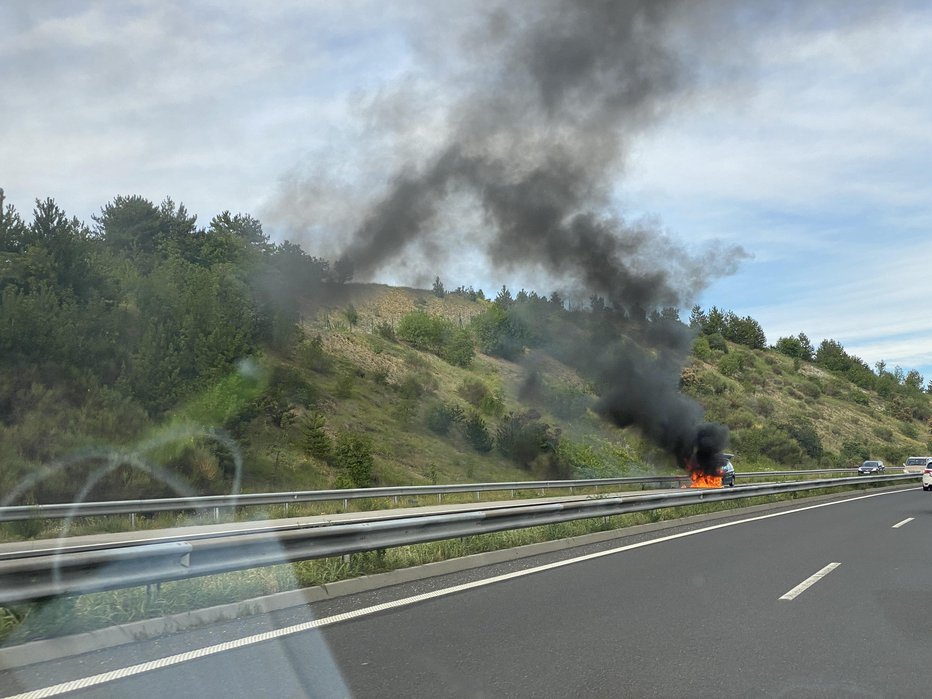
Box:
0;473;918;604
0;469;864;522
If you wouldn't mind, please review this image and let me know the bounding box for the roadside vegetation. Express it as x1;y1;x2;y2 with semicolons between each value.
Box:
3;190;931;511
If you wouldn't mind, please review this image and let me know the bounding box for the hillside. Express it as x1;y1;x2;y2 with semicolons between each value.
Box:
3;194;930;505
233;282;931;492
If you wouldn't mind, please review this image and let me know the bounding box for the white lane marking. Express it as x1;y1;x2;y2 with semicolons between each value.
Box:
892;517;914;529
4;488;911;699
779;562;842;600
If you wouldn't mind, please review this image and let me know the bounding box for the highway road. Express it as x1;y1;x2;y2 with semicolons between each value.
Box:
2;486;929;698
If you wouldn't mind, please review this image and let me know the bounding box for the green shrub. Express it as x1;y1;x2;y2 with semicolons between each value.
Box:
373;321;396;342
442;328;474;368
728;408;757;430
463;411;493;452
397;312;473;367
707;332;728;353
295;335;331;373
872;425;894;442
849;390;870;406
784;421;823;460
692;335;712;361
471;305;527;360
495;411;556;469
425;402;464;435
797;380;822;399
396;374;425;399
332;433;374;487
301;412;332;461
458;378;489;408
733;425;806;466
717;352;745;377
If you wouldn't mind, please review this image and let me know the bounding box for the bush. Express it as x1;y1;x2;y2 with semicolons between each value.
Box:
841;439;870;463
717;353;745;377
396;374;425;400
425;401;464;435
872;425;894;442
707;332;728;353
728;408;757;430
732;425;806;466
332;433;374;487
784;421;823;460
471;305;527;360
295;335;331;373
463;411;493;452
495;412;557;469
442;328;474;368
544;384;591;420
373;321;396;342
692;335;712;361
301;412;332;461
849;390;869;406
458;378;490;408
397;312;473;367
398;312;443;350
796;380;822;399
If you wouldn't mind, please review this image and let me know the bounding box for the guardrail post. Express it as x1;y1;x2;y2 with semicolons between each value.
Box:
213;507;220;522
130;512;136;529
284;502;289;516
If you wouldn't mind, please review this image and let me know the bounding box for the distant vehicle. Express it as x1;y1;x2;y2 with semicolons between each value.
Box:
858;460;885;475
903;456;932;474
719;453;736;487
922;467;932;491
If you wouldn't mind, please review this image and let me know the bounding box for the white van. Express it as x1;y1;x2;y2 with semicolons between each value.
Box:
903;456;932;474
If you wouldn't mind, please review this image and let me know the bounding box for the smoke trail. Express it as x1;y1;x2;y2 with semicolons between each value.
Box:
286;0;751;469
342;0;747;312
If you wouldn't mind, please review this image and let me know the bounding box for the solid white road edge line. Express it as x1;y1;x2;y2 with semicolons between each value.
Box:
3;487;910;699
778;562;842;600
892;517;914;528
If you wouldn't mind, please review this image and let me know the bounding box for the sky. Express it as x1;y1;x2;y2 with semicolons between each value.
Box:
3;0;932;380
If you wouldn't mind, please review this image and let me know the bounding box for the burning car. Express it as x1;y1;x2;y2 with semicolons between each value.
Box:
719;454;736;487
688;452;735;488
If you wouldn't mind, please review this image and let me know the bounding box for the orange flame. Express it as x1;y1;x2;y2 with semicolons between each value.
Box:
690;470;723;488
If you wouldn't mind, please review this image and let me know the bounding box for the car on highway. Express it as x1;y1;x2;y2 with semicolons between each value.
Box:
719;453;736;487
904;456;932;474
922;467;932;491
858;460;885;475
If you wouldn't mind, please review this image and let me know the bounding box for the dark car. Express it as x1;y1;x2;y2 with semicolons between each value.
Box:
858;460;885;475
719;453;736;487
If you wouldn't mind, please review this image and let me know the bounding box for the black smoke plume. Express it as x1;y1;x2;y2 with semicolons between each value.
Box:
297;1;748;469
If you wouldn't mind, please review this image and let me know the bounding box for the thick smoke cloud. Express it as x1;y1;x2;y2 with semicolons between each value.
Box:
343;0;747;312
294;0;751;470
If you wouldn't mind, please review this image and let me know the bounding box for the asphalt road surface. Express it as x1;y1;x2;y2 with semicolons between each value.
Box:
2;487;929;698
